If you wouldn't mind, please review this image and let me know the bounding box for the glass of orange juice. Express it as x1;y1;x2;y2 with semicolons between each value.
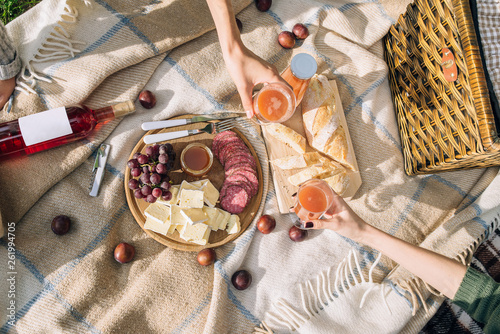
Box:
293;179;335;223
252;82;296;123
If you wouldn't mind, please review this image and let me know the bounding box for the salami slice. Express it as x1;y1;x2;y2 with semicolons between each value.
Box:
213;131;238;159
220;186;249;214
224;154;256;171
219;142;249;165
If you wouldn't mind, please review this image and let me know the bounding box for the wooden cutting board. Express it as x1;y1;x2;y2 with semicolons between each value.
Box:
124;115;264;251
261;80;362;214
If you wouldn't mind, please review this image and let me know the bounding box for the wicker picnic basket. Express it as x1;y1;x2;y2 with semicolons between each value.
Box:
384;0;500;175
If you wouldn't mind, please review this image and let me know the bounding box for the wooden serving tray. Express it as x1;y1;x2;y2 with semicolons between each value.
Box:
262;80;362;214
124;115;264;252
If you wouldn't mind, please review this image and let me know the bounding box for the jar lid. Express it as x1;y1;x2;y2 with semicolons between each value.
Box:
290;53;317;80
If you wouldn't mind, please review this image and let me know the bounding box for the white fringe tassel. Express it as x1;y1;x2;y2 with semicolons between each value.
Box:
254;250;385;333
15;1;88;96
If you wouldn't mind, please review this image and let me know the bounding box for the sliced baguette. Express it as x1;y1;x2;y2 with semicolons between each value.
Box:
265;123;306;154
270;152;322;170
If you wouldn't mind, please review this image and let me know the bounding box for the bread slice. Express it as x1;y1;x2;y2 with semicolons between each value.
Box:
265;123;306;154
270;152;322;170
302;74;356;170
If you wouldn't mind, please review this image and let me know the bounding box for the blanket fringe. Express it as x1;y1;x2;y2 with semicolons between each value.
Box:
254;249;385;333
394;212;500;315
15;0;89;97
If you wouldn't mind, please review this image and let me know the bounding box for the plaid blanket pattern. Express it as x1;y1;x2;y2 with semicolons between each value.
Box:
1;0;500;333
421;228;500;334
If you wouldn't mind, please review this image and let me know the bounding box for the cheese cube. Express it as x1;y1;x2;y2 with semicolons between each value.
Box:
181;208;208;225
144;202;171;224
217;210;231;230
179;189;204;209
157;185;179;206
189;227;211;245
203;206;221;230
190;180;205;188
144;216;172;236
179;180;200;194
167;223;177;235
179;222;210;242
202;180;219;208
170;205;189;226
226;215;241;234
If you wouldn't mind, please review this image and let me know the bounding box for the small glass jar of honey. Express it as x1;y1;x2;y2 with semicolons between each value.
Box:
180;143;213;177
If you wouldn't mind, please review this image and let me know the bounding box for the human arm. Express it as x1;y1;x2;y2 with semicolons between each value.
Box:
305;193;468;299
205;0;287;118
0;20;20;109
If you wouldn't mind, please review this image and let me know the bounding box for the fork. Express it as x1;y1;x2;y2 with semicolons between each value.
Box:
143;118;237;144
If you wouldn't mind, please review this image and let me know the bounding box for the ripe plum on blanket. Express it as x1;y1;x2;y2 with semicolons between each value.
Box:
232;270;252;290
289;225;307;242
114;242;135;263
197;248;216;266
257;215;276;234
278;31;295;49
255;0;271;11
51;215;71;235
293;23;309;39
139;90;156;109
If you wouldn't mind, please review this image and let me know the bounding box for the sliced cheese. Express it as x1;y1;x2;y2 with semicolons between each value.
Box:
181;208;208;225
167;223;177;235
226;215;241;234
190;180;205;189
265;123;306;154
144;216;172;236
144;202;171;224
179;222;210;242
170;205;189;226
203;206;221;230
271;152;323;170
189;227;211;245
156;185;179;206
179;189;204;209
217;210;231;230
202;180;219;207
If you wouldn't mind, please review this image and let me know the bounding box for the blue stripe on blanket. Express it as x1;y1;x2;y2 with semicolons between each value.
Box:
0;204;128;332
94;0;160;55
0;240;101;334
170;292;213;334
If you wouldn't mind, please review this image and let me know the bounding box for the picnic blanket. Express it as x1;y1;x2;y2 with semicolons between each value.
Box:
1;0;500;333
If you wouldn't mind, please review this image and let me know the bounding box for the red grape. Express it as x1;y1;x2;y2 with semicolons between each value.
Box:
128;179;140;190
278;31;295;49
150;173;161;185
51;215;71;235
255;0;271;11
152;187;163;198
140;173;151;184
145;146;155;157
164;143;173;152
114;242;135;263
141;184;152;196
134;189;144;199
158;154;168;164
197;248;216;266
139;90;156;109
132;152;141;159
155;163;167;175
127;159;139;168
146;194;157;203
257;215;276;234
292;23;309;39
130;168;141;177
232;270;252;290
137;154;149;164
161;190;172;201
289;225;307;242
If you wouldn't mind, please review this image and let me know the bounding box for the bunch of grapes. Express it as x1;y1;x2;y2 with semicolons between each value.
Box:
127;143;176;203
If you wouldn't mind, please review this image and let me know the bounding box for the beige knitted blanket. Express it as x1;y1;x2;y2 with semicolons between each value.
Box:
1;0;500;333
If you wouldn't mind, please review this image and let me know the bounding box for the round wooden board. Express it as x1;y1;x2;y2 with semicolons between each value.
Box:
124;115;263;252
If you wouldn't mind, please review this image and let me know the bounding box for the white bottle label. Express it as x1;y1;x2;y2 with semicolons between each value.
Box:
18;107;73;146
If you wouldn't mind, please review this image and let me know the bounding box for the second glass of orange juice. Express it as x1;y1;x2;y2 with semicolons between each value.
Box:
293;179;334;222
252;82;296;123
